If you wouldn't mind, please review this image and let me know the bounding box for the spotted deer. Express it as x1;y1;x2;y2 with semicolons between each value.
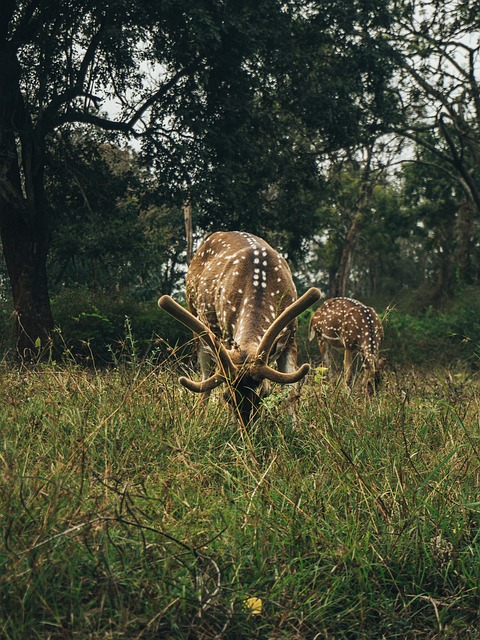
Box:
159;231;321;424
308;297;385;393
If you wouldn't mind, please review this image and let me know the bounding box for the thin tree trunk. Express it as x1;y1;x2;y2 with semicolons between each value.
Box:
334;149;374;297
454;196;474;285
184;198;193;266
334;209;362;296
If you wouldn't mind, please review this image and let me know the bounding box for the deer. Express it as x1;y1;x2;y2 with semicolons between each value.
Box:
308;297;385;393
158;231;321;425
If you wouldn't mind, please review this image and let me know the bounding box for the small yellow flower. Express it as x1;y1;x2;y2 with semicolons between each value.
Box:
314;366;329;383
244;597;262;616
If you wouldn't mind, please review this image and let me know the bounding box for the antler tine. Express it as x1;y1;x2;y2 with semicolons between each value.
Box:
158;295;236;377
252;362;311;385
179;373;225;393
255;287;321;365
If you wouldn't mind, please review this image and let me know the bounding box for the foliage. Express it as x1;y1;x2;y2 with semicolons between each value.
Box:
300;161;419;299
50;287;191;364
0;0;403;354
390;0;480;214
140;0;400;256
400;149;480;299
45;133;187;299
25;282;480;369
1;362;480;637
382;289;480;368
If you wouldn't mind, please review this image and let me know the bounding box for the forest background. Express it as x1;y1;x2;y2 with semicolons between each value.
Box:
1;0;480;368
3;3;480;637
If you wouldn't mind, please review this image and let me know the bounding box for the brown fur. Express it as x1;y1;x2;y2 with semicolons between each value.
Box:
309;297;385;392
160;231;320;424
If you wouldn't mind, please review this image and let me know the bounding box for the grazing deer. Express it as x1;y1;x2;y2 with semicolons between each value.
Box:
159;231;321;424
308;297;385;393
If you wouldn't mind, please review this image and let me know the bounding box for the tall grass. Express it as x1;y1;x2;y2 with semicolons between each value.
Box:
0;356;479;638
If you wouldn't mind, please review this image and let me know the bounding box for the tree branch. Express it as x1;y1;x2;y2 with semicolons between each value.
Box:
439;115;480;212
55;68;189;137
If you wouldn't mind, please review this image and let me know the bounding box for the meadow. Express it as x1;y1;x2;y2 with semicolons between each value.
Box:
1;350;480;639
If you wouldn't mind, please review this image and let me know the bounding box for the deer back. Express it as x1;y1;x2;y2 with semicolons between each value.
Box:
186;231;297;362
310;297;383;369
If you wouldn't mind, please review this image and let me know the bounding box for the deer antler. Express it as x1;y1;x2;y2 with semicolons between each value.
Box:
251;362;311;384
254;287;321;367
158;295;236;378
160;288;321;390
178;373;226;393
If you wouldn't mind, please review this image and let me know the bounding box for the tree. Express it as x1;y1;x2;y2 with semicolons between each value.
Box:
0;0;399;358
47;132;186;299
400;146;480;304
390;0;480;214
0;0;160;357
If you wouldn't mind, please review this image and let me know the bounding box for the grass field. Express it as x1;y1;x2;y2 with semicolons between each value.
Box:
1;355;480;639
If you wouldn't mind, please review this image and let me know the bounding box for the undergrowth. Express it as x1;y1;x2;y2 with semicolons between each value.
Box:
0;356;479;639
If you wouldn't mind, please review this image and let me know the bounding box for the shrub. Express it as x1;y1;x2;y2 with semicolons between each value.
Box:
383;300;480;368
51;286;191;364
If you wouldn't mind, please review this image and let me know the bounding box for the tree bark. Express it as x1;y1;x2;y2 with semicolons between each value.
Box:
0;200;54;360
0;45;54;360
334;150;374;297
334;209;362;297
183;198;193;266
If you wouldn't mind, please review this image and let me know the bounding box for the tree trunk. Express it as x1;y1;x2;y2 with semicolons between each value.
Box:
333;149;374;297
334;209;362;297
454;196;475;285
183;198;193;266
0;201;54;360
0;45;54;361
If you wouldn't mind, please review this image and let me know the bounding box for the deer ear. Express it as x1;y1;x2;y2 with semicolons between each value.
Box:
268;330;291;364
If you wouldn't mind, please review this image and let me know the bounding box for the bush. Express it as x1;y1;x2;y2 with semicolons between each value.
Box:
51;286;191;364
383;292;480;369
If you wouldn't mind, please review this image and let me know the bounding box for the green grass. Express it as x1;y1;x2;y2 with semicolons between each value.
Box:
1;359;480;639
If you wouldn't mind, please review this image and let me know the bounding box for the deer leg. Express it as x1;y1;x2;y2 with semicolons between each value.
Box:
343;348;354;388
197;343;215;404
361;363;373;394
277;342;302;421
318;339;336;381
